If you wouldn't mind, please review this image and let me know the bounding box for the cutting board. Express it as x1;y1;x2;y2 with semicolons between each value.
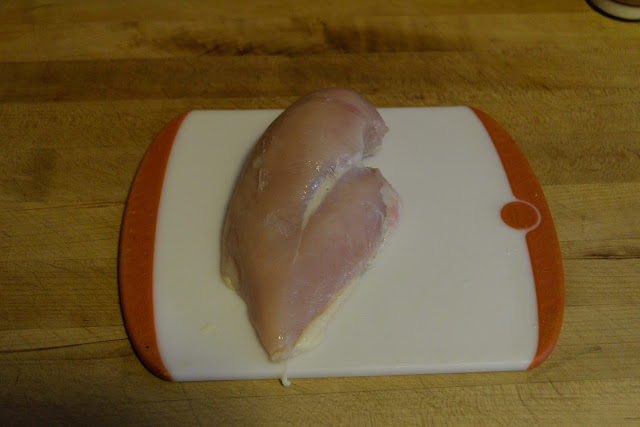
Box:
119;107;564;382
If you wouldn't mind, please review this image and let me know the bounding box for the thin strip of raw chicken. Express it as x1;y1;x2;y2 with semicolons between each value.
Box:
221;88;400;361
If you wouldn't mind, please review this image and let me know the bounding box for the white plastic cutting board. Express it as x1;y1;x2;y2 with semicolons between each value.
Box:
119;106;564;382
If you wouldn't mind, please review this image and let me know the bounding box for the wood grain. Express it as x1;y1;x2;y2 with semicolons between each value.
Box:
1;0;639;424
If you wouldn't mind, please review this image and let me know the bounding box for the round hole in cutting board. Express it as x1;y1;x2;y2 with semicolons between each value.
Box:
501;201;540;230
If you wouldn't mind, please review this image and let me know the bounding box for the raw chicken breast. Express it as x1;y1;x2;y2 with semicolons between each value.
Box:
221;88;400;361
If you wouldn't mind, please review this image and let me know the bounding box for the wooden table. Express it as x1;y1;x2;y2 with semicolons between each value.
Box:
2;0;639;424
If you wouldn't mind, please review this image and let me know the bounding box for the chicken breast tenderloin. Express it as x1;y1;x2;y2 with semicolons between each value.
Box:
221;88;400;361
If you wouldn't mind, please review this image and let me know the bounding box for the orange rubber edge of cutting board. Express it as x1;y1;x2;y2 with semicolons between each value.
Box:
471;108;565;369
118;112;188;381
